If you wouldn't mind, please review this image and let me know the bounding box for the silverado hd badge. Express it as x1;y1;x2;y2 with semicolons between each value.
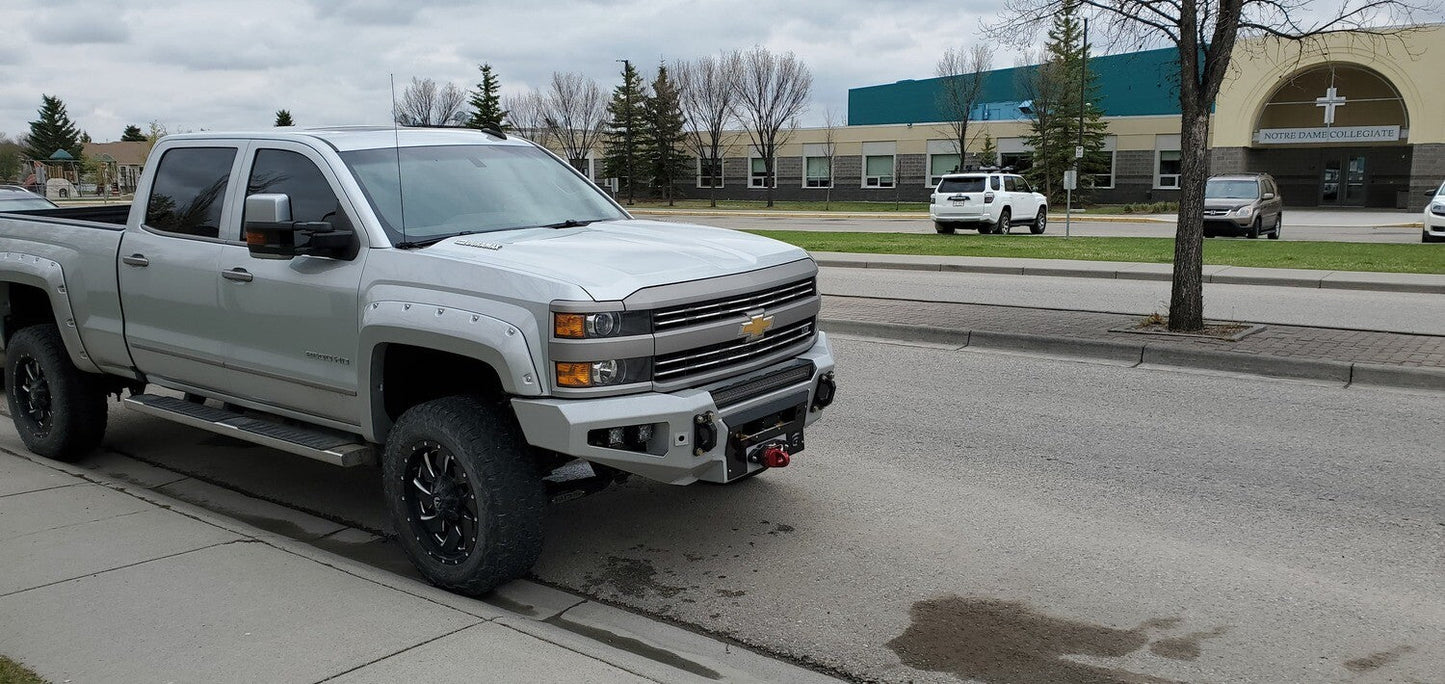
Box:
740;314;774;341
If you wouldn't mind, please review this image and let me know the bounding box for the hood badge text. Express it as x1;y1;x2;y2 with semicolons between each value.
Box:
456;240;503;250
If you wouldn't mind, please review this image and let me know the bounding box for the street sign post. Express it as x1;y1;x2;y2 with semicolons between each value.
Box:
1063;170;1077;238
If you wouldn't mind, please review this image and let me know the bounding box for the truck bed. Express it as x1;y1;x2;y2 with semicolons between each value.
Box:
0;204;131;228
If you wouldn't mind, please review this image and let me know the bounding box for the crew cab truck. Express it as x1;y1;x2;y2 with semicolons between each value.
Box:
0;127;836;595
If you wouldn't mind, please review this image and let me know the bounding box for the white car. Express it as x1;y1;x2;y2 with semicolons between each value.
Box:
929;172;1048;235
1424;180;1445;243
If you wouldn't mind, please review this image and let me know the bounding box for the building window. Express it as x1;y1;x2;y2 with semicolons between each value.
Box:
863;154;894;188
999;152;1032;173
1156;150;1181;189
804;156;831;188
749;157;774;188
928;153;960;186
1087;150;1115;189
697;157;723;188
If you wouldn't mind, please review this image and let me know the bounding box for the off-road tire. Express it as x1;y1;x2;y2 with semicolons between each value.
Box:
1030;208;1047;234
4;325;107;462
1247;217;1261;239
934;221;956;235
383;396;545;595
996;208;1011;235
1268;214;1282;240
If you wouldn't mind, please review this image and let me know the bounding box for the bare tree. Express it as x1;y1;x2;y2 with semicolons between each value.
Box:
731;46;813;207
936;44;994;165
394;77;468;126
992;0;1431;331
504;91;552;147
675;52;742;208
820;107;841;211
540;72;608;173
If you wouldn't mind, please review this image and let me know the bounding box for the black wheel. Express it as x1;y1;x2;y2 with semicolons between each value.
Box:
1423;230;1443;243
995;208;1011;235
1268;214;1282;240
4;325;107;462
934;221;955;235
383;396;545;595
1030;207;1047;234
1246;217;1260;239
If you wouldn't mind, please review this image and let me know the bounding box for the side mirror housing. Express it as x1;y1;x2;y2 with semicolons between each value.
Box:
1261;192;1275;200
244;193;354;260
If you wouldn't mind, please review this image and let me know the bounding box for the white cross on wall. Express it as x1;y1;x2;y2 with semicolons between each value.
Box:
1315;86;1346;126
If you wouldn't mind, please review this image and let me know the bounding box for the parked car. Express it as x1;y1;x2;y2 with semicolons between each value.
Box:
0;185;58;211
1423;180;1445;243
1202;173;1283;239
930;171;1048;235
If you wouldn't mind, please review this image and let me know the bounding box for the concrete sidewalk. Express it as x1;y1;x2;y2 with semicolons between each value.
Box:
0;447;838;684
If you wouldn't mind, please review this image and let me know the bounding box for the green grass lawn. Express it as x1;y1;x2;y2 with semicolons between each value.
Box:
0;656;48;684
747;231;1445;274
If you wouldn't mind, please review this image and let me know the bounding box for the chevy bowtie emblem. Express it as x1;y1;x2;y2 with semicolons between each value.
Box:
740;314;774;341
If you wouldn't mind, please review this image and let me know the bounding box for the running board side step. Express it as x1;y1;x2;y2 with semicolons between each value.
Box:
123;394;375;467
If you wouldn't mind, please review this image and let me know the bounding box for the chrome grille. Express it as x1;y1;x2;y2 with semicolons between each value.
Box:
654;319;816;382
653;278;816;331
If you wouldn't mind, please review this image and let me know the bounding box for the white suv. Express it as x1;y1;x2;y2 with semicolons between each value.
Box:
1424;179;1445;243
930;172;1048;235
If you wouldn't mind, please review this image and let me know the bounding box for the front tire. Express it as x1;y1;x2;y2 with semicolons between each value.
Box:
934;221;956;234
1247;217;1261;239
1268;214;1282;240
4;325;107;462
1030;207;1047;234
1424;230;1443;243
995;208;1011;235
383;396;545;595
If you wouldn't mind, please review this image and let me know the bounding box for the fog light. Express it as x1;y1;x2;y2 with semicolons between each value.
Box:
812;372;836;411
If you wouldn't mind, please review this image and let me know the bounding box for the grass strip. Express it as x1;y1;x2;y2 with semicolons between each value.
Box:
746;231;1445;274
0;656;48;684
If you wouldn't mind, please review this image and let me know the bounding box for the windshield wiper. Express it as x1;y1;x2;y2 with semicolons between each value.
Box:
394;230;483;250
539;219;597;229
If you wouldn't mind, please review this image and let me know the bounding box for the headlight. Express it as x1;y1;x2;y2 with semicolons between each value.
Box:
1430;202;1445;214
555;358;652;388
553;311;650;338
1233;205;1254;217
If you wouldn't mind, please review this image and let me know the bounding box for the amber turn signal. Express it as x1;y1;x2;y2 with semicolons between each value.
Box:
555;362;592;387
554;313;586;339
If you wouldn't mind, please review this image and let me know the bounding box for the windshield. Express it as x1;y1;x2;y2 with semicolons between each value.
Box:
340;144;626;244
938;177;986;193
1205;179;1260;200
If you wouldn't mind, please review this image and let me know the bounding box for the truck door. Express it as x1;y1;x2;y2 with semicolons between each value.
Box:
216;144;366;424
118;145;242;390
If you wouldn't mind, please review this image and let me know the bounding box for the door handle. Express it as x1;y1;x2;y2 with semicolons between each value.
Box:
122;254;149;267
221;268;254;283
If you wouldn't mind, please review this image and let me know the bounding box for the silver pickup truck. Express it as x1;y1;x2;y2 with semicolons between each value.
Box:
0;127;836;594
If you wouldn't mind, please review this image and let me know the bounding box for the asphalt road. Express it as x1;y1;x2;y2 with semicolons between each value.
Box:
818;267;1445;336
67;336;1445;683
655;212;1427;243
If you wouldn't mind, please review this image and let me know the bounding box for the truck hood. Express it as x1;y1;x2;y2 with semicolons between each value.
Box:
418;218;811;301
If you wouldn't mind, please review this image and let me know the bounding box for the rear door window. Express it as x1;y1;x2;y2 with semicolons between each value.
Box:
145;147;237;239
1003;176;1018;192
938;177;985;194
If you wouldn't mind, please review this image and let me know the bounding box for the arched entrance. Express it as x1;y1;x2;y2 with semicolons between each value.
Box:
1247;64;1411;208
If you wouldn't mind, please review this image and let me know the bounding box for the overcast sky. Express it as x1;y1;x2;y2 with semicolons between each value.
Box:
0;0;1024;142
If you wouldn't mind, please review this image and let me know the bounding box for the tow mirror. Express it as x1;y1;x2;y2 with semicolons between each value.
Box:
244;193;353;260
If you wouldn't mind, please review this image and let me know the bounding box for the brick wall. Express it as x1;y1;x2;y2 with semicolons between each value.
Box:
1409;144;1445;211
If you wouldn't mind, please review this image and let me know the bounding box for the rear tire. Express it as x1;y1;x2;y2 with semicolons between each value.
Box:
996;208;1011;235
383;396;545;596
934;221;955;235
4;325;108;462
1030;207;1047;234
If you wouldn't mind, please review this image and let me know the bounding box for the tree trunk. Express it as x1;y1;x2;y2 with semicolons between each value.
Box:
765;154;775;208
1168;107;1211;332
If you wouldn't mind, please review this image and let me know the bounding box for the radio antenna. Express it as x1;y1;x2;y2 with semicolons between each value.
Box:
389;73;408;244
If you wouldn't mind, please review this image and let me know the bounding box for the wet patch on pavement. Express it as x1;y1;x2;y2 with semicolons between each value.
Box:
1344;645;1415;673
582;556;686;599
886;595;1187;684
1148;626;1230;661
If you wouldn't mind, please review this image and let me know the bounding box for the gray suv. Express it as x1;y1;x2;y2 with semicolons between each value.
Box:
1203;173;1283;239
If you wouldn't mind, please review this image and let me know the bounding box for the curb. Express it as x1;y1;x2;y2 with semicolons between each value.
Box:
629;208;1160;223
813;256;1445;295
821;318;1445;392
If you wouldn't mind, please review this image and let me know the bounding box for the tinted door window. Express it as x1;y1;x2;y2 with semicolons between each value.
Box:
1015;176;1033;193
245;149;351;231
145;147;236;238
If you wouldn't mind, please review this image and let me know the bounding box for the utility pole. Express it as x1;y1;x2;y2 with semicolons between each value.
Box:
617;58;635;205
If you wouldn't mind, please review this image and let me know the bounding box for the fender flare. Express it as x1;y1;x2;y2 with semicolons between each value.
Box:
0;252;100;373
358;300;543;442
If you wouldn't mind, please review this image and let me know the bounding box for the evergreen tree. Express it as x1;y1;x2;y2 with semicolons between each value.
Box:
121;125;147;142
979;133;998;168
602;60;651;205
1023;0;1108;204
465;64;509;131
274;109;295;126
24;95;84;162
644;64;690;206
